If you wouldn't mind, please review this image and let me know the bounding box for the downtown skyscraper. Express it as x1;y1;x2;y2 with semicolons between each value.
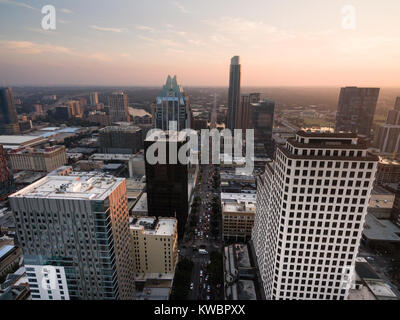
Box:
0;87;20;134
9;172;135;300
252;131;378;300
227;56;241;130
154;75;191;131
108;91;130;123
374;97;400;156
144;130;189;239
334;87;380;137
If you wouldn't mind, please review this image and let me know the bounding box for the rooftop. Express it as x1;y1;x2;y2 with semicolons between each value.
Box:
90;153;135;161
131;192;147;213
0;245;15;261
10;173;125;201
130;216;176;236
145;130;187;142
100;126;141;133
221;193;256;203
297;130;357;139
379;157;400;166
363;214;400;242
0;135;45;148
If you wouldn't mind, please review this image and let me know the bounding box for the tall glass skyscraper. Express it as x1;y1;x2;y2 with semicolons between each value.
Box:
227;56;241;130
155;75;190;131
334;87;380;137
0;87;20;134
9;173;136;300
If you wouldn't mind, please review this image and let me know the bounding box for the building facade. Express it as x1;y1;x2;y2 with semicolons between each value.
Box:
9;173;135;300
130;217;178;274
99;126;143;154
155;75;190;131
0;87;20;135
374;98;400;156
90;92;99;106
250;99;275;156
144;131;189;239
227;56;241;130
221;193;256;242
108;91;130;123
252;131;378;300
335;87;380;137
8;145;67;172
0;144;14;199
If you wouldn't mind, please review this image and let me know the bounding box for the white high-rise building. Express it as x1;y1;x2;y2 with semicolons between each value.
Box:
252;131;378;300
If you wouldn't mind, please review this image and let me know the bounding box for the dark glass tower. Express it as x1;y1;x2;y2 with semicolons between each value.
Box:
0;87;20;134
0;144;14;200
144;131;189;239
250;99;275;156
227;56;241;130
334;87;380;137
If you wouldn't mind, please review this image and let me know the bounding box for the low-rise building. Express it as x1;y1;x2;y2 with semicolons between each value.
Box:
221;193;256;242
368;185;395;219
8;145;67;172
131;193;148;216
223;243;263;300
130;217;178;274
0;245;22;279
348;258;399;300
376;157;400;184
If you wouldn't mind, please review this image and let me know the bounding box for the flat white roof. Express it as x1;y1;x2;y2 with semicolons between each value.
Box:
10;172;125;201
221;193;256;202
0;135;44;145
130;217;176;236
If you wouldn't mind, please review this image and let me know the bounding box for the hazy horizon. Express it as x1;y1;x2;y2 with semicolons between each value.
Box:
1;0;400;87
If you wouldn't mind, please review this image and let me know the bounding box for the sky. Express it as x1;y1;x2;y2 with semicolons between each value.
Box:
0;0;399;87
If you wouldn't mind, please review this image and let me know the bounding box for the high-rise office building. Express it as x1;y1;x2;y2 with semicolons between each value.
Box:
9;173;135;300
68;100;83;118
144;131;189;238
236;93;261;131
227;56;241;130
395;97;400;111
236;94;251;130
108;91;130;123
90;92;99;106
0;87;20;135
155;75;190;131
250;99;275;156
0;144;14;200
334;87;380;136
252;131;378;300
374;98;400;156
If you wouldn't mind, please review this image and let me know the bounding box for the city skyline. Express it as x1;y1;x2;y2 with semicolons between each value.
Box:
0;0;400;87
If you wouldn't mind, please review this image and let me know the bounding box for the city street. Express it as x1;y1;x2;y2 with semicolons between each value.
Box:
180;161;223;300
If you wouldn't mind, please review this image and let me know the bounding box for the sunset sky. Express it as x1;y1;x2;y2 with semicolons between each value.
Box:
0;0;399;87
